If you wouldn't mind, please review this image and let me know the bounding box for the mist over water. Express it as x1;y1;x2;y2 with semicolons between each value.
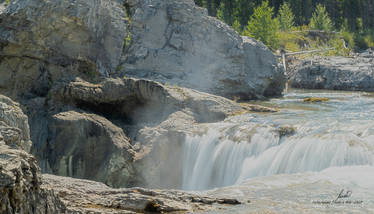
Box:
182;90;374;191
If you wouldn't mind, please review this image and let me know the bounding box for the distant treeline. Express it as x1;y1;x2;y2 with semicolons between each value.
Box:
194;0;374;52
194;0;374;32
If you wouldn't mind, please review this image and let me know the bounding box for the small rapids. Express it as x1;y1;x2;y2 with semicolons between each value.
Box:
181;90;374;191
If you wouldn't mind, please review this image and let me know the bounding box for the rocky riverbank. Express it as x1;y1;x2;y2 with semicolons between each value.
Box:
288;50;374;91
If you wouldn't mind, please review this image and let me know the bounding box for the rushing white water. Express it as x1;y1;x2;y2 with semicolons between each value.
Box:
181;90;374;191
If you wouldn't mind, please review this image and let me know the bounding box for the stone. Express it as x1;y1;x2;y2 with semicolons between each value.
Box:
289;55;374;91
0;0;128;97
46;110;136;188
0;144;66;214
42;174;240;213
119;0;286;99
303;97;329;102
0;95;31;151
0;95;65;213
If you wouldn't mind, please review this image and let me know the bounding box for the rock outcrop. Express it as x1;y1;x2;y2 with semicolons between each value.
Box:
289;53;374;91
119;0;286;99
46;111;136;188
0;96;64;214
0;95;31;152
0;95;241;214
0;144;66;214
0;0;128;97
45;77;248;188
42;174;240;213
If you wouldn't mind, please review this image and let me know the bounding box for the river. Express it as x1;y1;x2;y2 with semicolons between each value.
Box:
181;89;374;213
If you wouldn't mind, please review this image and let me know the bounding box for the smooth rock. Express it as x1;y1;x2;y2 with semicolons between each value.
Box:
119;0;286;99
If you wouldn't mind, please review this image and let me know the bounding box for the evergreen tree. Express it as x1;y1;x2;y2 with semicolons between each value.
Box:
278;2;295;31
232;19;242;33
309;4;334;31
243;1;279;49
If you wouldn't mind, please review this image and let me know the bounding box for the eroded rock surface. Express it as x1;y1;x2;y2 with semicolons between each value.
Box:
42;174;240;213
0;96;65;214
0;95;31;151
0;0;127;97
120;0;286;99
46;111;136;188
0;144;66;214
289;54;374;91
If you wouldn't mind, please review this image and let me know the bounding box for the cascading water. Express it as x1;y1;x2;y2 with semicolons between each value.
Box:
181;90;374;191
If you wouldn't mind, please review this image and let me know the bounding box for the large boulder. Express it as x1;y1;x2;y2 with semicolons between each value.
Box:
46;110;136;188
119;0;286;99
0;0;128;97
289;54;374;91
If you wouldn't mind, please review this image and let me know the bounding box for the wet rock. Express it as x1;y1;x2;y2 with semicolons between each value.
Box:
277;125;296;137
289;56;374;92
303;97;329;102
120;0;286;99
217;198;241;205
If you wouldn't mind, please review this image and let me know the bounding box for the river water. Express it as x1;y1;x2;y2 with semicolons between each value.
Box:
181;89;374;213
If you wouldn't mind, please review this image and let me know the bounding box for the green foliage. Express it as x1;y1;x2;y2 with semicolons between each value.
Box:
216;2;224;22
232;19;241;33
243;1;279;50
309;4;333;32
341;31;355;49
331;38;350;56
278;2;295;31
5;0;10;4
194;0;374;52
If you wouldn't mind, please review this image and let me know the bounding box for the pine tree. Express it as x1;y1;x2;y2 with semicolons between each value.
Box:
309;4;333;32
232;19;242;33
278;2;295;31
243;1;279;49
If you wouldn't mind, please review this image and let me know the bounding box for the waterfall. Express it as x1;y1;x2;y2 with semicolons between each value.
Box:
181;127;374;191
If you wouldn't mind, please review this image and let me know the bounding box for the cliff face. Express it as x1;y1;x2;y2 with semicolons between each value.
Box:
120;0;286;99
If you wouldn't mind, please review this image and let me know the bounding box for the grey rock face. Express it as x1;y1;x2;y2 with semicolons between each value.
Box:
0;0;127;97
120;0;286;99
46;111;136;188
0;145;65;214
0;96;65;214
0;95;31;151
289;55;374;91
42;174;240;213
